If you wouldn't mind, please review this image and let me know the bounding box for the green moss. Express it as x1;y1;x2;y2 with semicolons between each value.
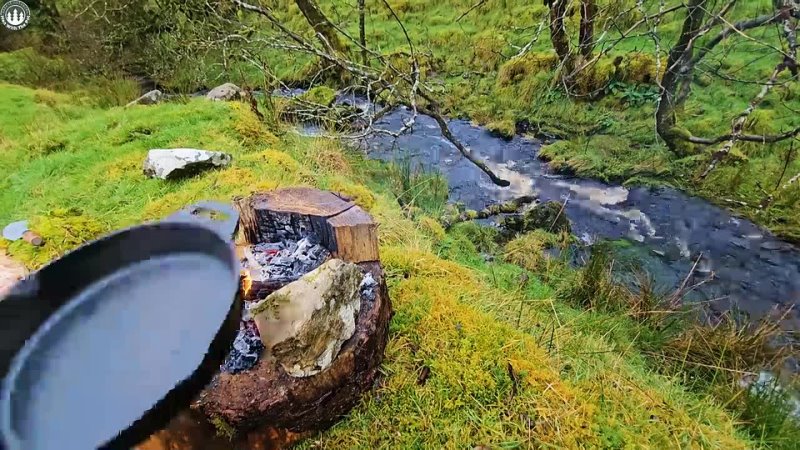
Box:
497;52;558;87
663;127;697;157
572;59;618;96
329;180;376;211
211;416;236;440
299;86;337;107
539;135;674;183
470;31;506;71
251;292;291;318
504;230;563;275
619;52;661;85
417;216;446;243
486;119;516;140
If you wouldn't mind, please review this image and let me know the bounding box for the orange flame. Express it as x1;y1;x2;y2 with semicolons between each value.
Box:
241;271;253;299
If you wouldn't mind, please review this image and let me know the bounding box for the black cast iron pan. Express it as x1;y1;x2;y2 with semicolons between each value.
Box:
0;201;242;450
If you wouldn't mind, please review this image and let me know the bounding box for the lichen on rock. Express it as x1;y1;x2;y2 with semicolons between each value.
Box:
251;259;363;377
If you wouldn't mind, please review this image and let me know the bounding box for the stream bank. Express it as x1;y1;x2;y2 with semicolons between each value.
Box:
322;93;800;330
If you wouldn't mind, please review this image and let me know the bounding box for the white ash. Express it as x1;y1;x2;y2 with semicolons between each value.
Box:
360;272;378;302
221;322;263;374
244;235;331;282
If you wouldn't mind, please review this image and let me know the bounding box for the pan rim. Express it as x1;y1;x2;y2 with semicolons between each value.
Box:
0;221;241;450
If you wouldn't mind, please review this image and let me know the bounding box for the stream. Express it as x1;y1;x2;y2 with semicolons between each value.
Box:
324;93;800;330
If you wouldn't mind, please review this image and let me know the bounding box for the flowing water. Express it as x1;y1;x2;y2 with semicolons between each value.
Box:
326;95;800;329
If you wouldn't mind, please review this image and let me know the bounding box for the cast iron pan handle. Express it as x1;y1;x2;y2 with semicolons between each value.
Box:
164;201;239;240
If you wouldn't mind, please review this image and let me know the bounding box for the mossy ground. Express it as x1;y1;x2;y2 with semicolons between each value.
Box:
0;81;766;448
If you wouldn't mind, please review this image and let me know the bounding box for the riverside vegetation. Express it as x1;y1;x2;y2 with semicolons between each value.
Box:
2;0;800;448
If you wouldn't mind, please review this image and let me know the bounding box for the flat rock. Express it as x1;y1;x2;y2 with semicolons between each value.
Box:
143;148;232;180
206;83;242;101
252;258;362;377
0;250;27;298
125;89;164;107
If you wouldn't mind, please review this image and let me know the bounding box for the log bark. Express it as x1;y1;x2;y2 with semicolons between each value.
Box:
444;195;538;228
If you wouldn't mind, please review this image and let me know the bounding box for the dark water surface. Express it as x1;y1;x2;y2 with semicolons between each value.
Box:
332;96;800;327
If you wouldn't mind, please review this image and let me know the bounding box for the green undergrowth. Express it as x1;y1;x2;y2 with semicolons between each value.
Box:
3;82;796;447
0;48;140;107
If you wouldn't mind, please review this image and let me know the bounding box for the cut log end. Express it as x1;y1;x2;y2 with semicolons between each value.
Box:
234;187;379;263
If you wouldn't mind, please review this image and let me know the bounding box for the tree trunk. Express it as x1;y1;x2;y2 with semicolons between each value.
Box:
578;0;597;58
358;0;367;66
294;0;348;54
546;0;572;67
676;11;784;105
656;0;708;153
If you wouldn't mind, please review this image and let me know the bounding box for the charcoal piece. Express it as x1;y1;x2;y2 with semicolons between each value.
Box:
221;325;264;374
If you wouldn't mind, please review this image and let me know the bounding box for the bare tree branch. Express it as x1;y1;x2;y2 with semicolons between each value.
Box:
231;0;511;187
699;1;799;178
456;0;486;23
686;126;800;145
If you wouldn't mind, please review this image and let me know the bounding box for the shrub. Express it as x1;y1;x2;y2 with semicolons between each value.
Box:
0;48;74;86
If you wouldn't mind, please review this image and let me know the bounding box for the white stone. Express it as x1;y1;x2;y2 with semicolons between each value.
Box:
252;259;363;377
206;83;242;101
143;148;232;180
125;89;164;107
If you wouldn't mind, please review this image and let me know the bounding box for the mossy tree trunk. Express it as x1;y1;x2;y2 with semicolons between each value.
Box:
358;0;367;66
546;0;572;71
546;0;597;90
578;0;597;58
294;0;348;55
656;0;707;154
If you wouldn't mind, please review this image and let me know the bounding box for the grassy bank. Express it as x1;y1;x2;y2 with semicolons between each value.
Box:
3;79;800;447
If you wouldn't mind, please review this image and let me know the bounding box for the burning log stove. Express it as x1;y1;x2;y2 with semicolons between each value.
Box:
141;188;391;449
